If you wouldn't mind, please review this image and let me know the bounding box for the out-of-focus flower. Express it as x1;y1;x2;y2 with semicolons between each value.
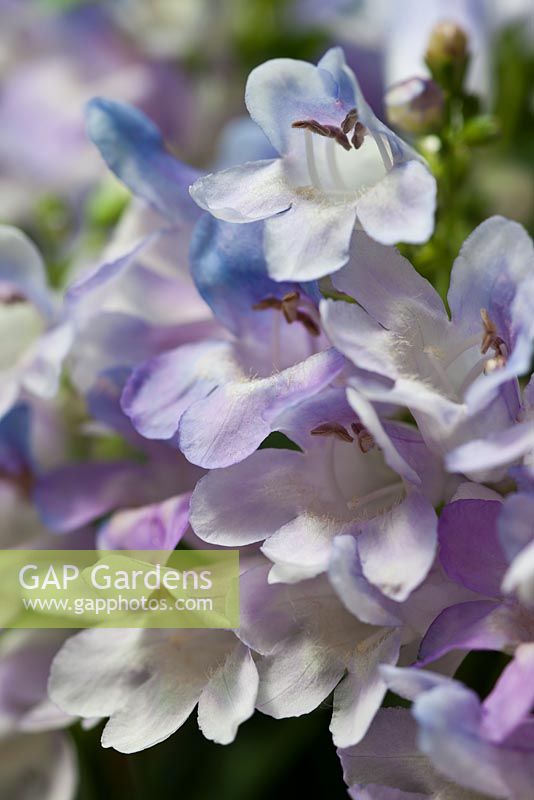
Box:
0;630;74;734
0;732;77;800
385;78;444;134
0;402;81;800
190;47;436;281
381;656;534;799
109;0;221;58
416;496;534;666
338;706;491;799
33;368;203;536
0;3;191;219
383;1;489;97
64;202;216;392
0;226;71;422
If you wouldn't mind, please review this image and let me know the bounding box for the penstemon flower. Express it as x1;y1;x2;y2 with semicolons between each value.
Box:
190;388;442;599
322;218;534;480
380;658;534;799
0;227;72;421
190;47;437;281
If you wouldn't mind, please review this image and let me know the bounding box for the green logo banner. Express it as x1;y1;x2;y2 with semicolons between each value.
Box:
0;550;240;629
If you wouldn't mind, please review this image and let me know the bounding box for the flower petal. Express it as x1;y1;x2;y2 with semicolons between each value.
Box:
0;225;53;318
330;629;401;747
418;601;509;665
256;632;345;718
438;500;507;597
86;98;200;222
446;421;534;476
448;216;534;332
357;491;438;602
331;231;445;328
338;707;438;795
34;461;158;533
122;340;240;440
97;493;191;551
190;449;307;547
197;643;259;745
178;348;346;468
264;197;357;281
245;55;339;156
482;643;534;742
356;161;436;245
329;536;402;627
189;216;297;336
189;160;292;223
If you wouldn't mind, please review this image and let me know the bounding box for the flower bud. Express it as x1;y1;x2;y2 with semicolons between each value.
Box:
425;21;469;92
385;78;444;134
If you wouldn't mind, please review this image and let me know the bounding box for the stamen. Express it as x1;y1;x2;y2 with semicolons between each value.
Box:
480;308;508;370
351;122;367;150
457;357;487;396
484;354;507;374
292;118;351;150
0;288;25;304
252;297;281;311
442;334;480;367
324;125;351;151
326;138;347;190
341;108;358;134
310;422;354;443
304;130;323;190
296;310;320;337
480;308;497;354
372;132;393;170
347;481;404;511
423;347;459;399
292;119;331;136
350;422;375;453
280;291;299;323
253;291;320;336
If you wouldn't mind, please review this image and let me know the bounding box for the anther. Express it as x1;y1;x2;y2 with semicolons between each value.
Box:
351;122;367;149
310;422;354;443
480;308;497;354
484;355;507;374
295;310;320;336
480;308;507;371
292;119;351;150
252;297;279;311
253;291;320;336
351;422;376;453
341;108;358;134
280;291;300;323
323;125;352;150
292;119;331;136
0;289;25;304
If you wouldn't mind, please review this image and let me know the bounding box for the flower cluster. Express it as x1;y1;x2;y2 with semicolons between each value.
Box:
1;35;534;800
